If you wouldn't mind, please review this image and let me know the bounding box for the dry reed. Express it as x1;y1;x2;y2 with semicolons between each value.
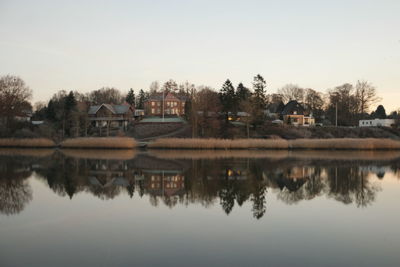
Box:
61;149;138;160
60;137;138;149
148;138;289;149
0;138;56;148
289;138;400;150
148;138;400;150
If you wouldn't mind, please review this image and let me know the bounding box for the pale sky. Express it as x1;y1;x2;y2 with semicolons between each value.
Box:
0;0;399;111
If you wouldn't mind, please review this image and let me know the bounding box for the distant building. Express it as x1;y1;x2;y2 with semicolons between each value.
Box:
265;101;285;119
88;103;134;129
281;100;315;126
359;119;395;127
144;92;186;116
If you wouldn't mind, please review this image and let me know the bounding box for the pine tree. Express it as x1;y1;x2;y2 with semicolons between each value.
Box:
219;79;237;115
64;91;77;137
373;105;387;119
252;74;267;109
236;82;252;102
126;88;136;106
137;89;146;109
46;100;57;121
251;74;267;127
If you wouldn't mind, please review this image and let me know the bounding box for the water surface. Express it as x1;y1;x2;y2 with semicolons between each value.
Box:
1;149;399;267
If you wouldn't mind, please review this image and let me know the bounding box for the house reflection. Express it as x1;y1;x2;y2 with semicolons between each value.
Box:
0;151;399;218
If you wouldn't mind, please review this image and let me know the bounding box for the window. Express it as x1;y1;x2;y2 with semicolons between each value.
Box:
151;108;155;114
157;102;160;107
174;102;177;107
151;102;155;107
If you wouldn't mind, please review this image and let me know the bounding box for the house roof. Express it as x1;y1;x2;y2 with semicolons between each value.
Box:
147;92;187;102
281;100;305;115
88;104;132;115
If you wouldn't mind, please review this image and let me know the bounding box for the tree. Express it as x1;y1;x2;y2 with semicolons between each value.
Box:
162;79;178;93
219;79;237;116
125;88;136;106
63;91;77;137
0;75;32;127
355;80;380;116
236;82;252;102
89;87;123;104
326;83;358;126
196;87;222;137
251;74;267;127
304;88;324;120
137;89;147;109
372;105;387;119
278;84;305;103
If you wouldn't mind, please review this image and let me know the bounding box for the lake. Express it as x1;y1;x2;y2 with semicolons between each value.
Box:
0;149;399;267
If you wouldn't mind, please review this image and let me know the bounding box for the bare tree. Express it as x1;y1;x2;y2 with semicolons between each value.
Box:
149;81;160;94
278;84;305;103
0;75;32;127
355;80;380;115
89;87;123;104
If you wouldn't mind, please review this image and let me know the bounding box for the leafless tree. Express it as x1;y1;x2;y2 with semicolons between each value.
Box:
0;75;32;127
278;84;305;103
89;87;123;104
355;80;380;115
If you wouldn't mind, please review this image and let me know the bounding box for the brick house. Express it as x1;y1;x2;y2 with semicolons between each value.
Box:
144;92;186;116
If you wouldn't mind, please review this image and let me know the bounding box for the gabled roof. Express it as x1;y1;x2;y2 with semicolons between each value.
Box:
88;104;132;115
281;100;305;115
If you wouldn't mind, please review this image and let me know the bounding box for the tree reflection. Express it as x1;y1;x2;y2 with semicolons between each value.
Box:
0;151;394;218
0;156;33;215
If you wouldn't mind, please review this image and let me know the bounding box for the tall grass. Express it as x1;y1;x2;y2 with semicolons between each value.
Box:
148;138;289;149
148;138;400;150
0;138;55;148
61;149;138;160
60;137;138;149
289;138;400;150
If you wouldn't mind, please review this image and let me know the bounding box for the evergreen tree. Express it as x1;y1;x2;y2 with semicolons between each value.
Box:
64;91;77;137
251;74;267;127
126;88;136;106
137;89;146;109
373;105;387;119
252;74;267;108
46;100;57;122
236;82;252;102
219;79;237;115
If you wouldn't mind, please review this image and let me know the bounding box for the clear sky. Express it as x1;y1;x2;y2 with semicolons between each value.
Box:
0;0;399;111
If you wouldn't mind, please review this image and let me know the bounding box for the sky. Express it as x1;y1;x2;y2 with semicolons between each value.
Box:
0;0;399;111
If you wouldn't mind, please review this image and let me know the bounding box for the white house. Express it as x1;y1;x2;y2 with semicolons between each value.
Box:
359;118;395;127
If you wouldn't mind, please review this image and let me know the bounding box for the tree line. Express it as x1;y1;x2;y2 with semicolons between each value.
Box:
0;74;398;139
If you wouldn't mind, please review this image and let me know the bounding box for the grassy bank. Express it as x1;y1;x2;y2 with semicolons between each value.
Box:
0;138;56;148
60;137;138;149
148;138;400;150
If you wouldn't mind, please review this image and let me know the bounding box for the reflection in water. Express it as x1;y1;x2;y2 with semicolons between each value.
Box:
1;150;400;218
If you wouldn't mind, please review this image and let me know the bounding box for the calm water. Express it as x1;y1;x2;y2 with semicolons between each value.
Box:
0;149;400;267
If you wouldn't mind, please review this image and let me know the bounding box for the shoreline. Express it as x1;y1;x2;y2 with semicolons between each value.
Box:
1;137;400;150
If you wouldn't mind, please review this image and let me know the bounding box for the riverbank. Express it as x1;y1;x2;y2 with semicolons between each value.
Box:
60;137;138;149
1;137;400;150
148;138;400;150
0;138;56;148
